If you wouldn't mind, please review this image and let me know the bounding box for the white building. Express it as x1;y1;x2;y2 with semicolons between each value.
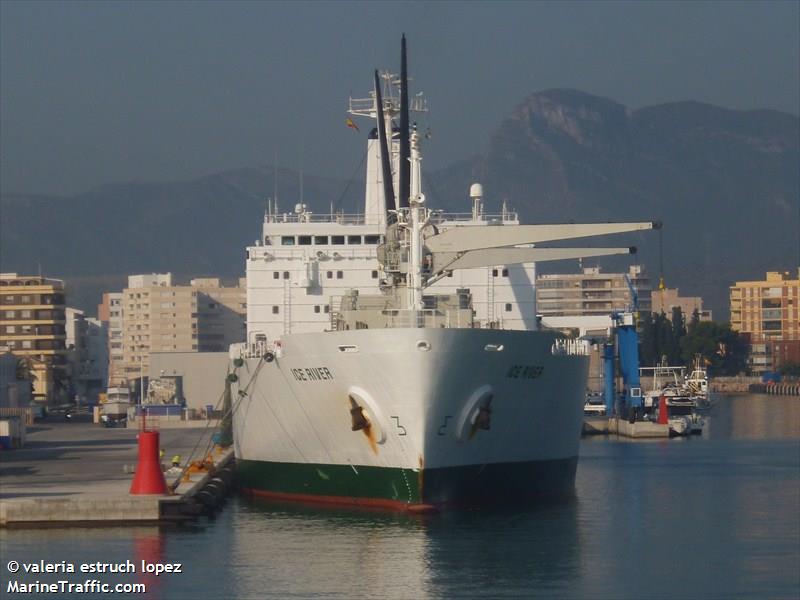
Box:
65;308;108;403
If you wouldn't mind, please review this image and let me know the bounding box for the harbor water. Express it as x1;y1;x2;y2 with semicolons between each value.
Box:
2;393;798;599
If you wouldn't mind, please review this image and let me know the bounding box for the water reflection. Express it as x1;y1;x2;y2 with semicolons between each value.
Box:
133;530;166;600
710;394;800;440
231;497;581;599
421;505;581;598
574;410;800;600
1;393;797;600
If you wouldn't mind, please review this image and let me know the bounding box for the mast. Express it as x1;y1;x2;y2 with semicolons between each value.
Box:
407;126;426;314
374;70;396;215
398;34;411;209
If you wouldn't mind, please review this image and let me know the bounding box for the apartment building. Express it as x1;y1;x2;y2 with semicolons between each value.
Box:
0;273;68;405
651;287;713;322
98;292;125;386
536;265;651;318
65;308;108;403
120;274;246;383
730;270;800;373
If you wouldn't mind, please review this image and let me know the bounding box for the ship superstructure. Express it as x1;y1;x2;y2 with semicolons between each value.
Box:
232;36;657;510
245;79;534;338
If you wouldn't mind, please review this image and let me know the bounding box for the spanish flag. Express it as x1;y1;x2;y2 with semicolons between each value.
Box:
345;118;359;132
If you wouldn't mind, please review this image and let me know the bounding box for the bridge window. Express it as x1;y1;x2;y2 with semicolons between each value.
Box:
281;236;295;246
365;235;380;244
331;236;345;245
314;236;329;245
347;235;362;245
299;236;312;246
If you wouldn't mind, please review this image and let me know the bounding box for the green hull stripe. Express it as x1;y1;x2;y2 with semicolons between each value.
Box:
238;460;422;504
237;457;577;507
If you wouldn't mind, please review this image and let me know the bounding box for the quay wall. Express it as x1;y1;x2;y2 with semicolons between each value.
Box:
0;497;161;526
710;376;761;393
748;382;800;396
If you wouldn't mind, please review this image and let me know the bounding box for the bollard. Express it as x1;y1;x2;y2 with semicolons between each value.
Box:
130;431;169;495
657;395;668;425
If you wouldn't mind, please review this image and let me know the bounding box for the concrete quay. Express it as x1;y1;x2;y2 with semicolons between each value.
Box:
583;416;670;438
607;417;669;438
0;416;233;528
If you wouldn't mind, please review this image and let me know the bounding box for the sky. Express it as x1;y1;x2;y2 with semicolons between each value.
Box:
1;0;798;197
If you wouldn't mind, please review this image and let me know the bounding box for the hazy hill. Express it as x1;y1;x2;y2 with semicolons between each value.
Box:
2;90;797;316
1;168;364;310
428;90;799;316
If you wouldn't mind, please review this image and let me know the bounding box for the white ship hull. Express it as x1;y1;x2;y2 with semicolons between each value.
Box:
232;327;588;509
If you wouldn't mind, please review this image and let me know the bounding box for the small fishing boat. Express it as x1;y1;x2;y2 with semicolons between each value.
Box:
641;362;705;436
685;355;711;410
583;391;606;415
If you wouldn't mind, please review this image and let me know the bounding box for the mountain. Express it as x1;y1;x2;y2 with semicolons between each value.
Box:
428;90;799;316
2;90;798;317
1;167;364;311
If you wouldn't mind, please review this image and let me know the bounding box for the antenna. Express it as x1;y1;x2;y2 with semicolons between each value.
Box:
298;140;304;206
273;150;279;214
658;226;665;290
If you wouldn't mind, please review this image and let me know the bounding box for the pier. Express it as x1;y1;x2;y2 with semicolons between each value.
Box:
583;416;669;438
0;417;234;528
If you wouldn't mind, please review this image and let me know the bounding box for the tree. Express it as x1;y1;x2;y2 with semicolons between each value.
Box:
688;308;701;334
639;313;659;367
680;321;748;376
639;310;683;366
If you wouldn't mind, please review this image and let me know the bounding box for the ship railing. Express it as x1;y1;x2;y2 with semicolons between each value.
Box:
233;341;273;359
262;211;519;226
265;213;370;225
429;212;519;224
348;95;428;116
250;247;378;261
551;338;590;356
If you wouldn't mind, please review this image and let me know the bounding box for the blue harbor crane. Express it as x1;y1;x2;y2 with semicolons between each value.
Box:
603;273;643;419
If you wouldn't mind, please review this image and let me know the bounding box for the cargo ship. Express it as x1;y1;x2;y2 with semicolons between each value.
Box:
230;37;656;510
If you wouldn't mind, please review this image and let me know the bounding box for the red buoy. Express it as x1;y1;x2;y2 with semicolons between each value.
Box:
657;395;668;425
130;430;169;495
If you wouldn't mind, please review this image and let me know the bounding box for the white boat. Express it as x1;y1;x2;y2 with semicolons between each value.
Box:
584;392;606;415
659;386;704;436
641;363;705;436
230;37;657;510
685;355;711;409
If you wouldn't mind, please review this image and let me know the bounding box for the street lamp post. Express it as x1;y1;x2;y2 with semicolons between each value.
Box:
139;359;144;405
